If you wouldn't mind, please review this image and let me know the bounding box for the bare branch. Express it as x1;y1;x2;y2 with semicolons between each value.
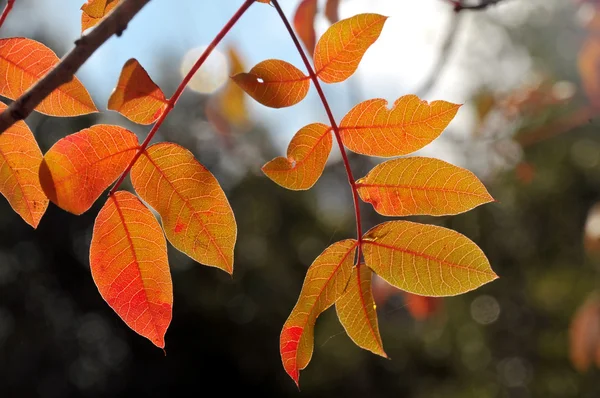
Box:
451;0;506;12
0;0;151;134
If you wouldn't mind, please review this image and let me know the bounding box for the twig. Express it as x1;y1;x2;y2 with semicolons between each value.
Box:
0;0;151;135
415;10;462;97
0;0;15;30
516;106;598;148
447;0;506;12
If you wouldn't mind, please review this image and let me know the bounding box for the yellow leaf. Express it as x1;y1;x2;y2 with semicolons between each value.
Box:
363;221;497;297
130;143;237;274
339;95;460;157
262;123;332;190
314;13;387;83
280;239;357;386
356;157;493;216
336;265;386;357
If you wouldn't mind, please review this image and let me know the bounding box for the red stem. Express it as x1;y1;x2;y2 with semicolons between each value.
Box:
270;0;363;261
109;0;255;195
0;0;15;29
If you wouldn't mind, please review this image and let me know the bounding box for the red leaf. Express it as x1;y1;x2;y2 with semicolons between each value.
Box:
293;0;318;55
108;59;168;125
90;191;172;348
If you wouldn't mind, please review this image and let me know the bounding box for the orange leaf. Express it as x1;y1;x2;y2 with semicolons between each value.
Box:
404;292;441;320
0;101;48;228
39;125;139;215
356;157;493;216
280;239;357;386
81;0;107;18
90;191;172;348
262;123;332;190
231;59;310;108
569;293;600;372
256;0;271;3
578;35;600;108
325;0;340;24
0;38;97;116
335;265;386;357
314;13;387;83
293;0;318;55
108;59;168;125
130;143;236;274
363;221;497;297
81;0;118;32
339;95;460;157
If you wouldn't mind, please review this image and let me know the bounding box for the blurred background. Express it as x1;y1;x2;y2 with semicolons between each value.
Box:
2;0;600;396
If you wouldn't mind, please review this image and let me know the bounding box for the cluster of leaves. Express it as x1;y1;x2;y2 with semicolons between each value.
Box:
232;1;498;385
0;0;498;387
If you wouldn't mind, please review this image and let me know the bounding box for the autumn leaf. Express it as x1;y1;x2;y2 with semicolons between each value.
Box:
335;265;386;357
206;46;250;136
339;95;460;157
0;101;48;228
363;221;497;297
90;191;172;348
130;143;237;274
293;0;318;55
356;157;493;216
108;59;168;125
232;59;310;108
262;123;332;190
578;35;600;108
81;0;118;32
314;13;387;83
325;0;340;24
404;292;441;320
39;125;139;215
0;38;97;116
569;292;600;372
81;0;107;18
281;239;357;386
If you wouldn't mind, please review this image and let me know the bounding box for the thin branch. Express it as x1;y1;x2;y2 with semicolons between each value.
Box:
270;0;364;260
109;0;255;195
0;0;151;135
415;10;462;97
0;0;15;30
516;106;597;148
447;0;506;12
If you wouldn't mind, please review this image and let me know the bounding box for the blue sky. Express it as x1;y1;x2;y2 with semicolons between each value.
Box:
8;0;540;166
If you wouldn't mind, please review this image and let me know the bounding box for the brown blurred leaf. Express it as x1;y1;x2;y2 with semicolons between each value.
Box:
325;0;340;24
570;292;600;372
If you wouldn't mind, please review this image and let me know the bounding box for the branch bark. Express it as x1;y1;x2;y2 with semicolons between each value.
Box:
0;0;151;134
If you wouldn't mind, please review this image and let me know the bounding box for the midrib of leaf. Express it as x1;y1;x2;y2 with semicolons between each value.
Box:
315;17;382;75
356;182;490;199
50;147;139;186
254;75;310;84
339;106;458;131
291;241;357;363
112;195;161;339
355;267;385;355
141;152;230;271
0;54;94;109
266;128;331;172
363;241;495;277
